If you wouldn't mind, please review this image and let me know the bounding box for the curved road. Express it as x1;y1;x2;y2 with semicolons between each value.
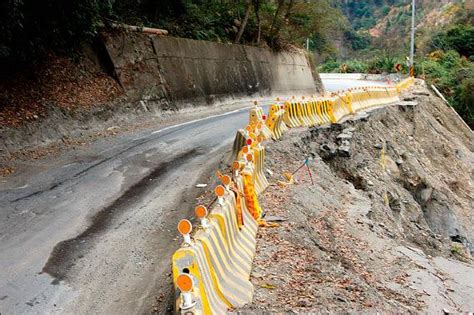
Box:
0;79;387;314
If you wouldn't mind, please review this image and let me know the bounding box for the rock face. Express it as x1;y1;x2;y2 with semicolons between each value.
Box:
302;81;473;256
241;81;474;314
102;31;322;109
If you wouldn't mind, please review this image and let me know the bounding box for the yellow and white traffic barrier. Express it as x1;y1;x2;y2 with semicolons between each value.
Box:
229;129;246;164
172;220;229;314
396;76;415;92
249;104;272;140
193;203;254;308
231;162;259;230
307;97;321;126
297;98;312;127
315;99;331;125
219;182;258;246
212;185;256;274
276;103;289;134
275;109;286;138
265;104;285;140
253;137;269;195
283;100;301;128
327;99;337;123
172;76;419;314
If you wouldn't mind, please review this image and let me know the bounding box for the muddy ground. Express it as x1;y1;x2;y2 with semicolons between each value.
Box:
239;81;473;313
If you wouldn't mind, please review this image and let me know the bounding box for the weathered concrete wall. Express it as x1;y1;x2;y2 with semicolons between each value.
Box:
102;31;322;108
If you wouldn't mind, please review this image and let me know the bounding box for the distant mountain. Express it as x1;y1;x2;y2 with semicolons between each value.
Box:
334;0;470;56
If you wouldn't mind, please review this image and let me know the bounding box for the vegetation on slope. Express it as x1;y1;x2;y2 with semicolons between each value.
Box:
0;0;344;74
320;0;474;128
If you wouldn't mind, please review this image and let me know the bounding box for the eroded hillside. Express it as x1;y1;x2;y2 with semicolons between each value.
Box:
238;80;473;313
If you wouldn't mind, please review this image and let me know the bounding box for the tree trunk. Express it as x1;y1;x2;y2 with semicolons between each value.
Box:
268;0;284;38
234;2;252;44
253;0;261;45
272;0;294;40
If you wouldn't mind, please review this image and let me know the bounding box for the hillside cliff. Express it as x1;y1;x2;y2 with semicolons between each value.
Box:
240;80;474;313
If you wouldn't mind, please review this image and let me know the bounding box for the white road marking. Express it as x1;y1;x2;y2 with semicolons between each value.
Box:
151;107;252;135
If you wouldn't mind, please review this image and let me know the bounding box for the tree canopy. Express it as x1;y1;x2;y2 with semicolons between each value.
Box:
0;0;345;72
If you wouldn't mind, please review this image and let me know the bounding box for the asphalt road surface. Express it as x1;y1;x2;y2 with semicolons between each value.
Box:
0;79;388;314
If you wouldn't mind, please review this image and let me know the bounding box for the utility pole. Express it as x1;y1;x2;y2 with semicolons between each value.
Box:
409;0;416;77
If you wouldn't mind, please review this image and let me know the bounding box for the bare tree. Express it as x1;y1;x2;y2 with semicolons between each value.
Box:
253;0;261;45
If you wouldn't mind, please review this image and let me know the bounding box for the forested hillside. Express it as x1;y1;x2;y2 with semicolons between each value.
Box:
323;0;474;128
0;0;344;74
0;0;344;127
0;1;472;127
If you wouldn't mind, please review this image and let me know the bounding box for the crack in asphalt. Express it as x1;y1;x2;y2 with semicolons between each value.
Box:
41;148;201;282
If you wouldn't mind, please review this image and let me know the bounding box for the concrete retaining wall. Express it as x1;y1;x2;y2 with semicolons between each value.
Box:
102;31;322;109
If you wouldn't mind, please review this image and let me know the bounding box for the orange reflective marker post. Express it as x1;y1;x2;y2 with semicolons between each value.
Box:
215;185;226;209
221;175;231;189
177;219;192;244
177;273;196;309
232;161;242;171
195;205;209;228
215;185;225;198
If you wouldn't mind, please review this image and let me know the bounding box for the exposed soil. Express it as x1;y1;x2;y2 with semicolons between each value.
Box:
239;81;473;313
0;52;123;127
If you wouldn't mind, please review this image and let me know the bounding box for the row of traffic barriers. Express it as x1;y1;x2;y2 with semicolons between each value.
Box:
171;79;415;314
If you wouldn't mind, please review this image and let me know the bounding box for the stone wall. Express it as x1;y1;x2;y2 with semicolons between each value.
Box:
102;31;323;108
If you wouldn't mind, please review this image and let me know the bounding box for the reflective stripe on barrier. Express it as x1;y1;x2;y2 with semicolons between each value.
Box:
211;196;255;273
194;218;254;308
253;146;269;195
265;104;286;140
316;100;330;125
283;101;300;128
172;244;229;314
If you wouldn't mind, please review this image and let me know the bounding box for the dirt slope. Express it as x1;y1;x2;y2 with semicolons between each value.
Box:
239;80;473;313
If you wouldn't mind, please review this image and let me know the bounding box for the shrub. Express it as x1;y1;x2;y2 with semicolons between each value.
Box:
431;24;474;58
457;77;474;128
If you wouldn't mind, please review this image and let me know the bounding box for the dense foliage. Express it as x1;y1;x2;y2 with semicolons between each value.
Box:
321;0;474;128
0;0;107;73
0;0;344;73
318;50;474;128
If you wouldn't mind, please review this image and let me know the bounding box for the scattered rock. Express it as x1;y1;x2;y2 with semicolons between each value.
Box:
417;186;433;203
265;215;287;222
337;144;351;157
320;143;337;158
337;133;353;140
395;158;404;165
